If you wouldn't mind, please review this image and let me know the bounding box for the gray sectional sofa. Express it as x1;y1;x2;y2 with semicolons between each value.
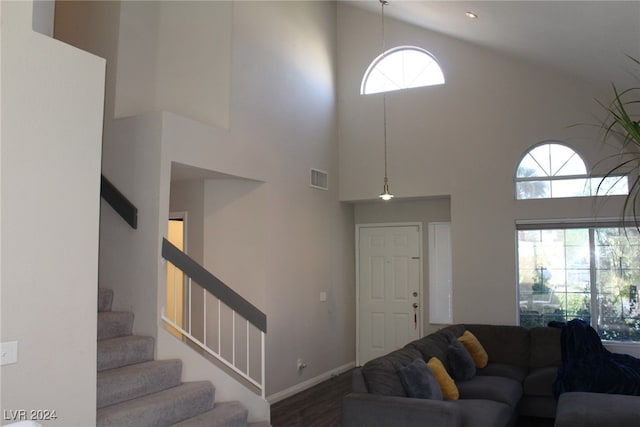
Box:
343;323;640;427
342;324;562;427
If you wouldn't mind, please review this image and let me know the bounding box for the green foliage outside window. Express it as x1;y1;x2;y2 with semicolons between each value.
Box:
518;226;640;341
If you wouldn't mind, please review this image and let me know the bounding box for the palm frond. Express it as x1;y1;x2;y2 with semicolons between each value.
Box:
597;56;640;228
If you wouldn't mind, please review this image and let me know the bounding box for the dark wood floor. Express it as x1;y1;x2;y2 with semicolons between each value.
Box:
270;368;554;427
270;369;354;427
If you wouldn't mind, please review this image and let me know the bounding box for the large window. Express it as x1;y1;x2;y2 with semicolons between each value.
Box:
361;46;445;95
515;142;628;199
518;223;640;342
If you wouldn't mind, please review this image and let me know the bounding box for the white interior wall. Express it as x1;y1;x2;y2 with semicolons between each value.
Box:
151;1;354;399
0;1;105;424
99;113;164;337
228;1;355;396
158;1;357;393
113;0;158;120
54;0;121;129
156;1;232;129
114;0;231;129
203;179;267;309
338;3;628;325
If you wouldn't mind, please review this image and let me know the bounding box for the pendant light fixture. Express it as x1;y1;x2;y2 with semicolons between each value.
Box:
378;0;394;201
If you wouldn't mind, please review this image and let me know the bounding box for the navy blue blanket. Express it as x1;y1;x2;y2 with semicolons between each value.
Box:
553;319;640;397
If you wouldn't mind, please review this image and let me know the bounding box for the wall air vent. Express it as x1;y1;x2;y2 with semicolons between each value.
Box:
310;168;329;190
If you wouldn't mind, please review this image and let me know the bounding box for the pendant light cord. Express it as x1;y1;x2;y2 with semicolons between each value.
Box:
381;0;389;183
383;95;388;183
378;0;393;199
381;0;388;52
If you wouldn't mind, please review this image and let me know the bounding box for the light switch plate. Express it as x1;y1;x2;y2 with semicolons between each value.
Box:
0;341;18;365
320;292;327;302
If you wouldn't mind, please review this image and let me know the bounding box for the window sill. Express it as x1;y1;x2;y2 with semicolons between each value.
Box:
604;341;640;358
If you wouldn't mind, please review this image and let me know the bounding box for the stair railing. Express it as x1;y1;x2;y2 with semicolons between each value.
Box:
100;174;138;229
160;238;266;398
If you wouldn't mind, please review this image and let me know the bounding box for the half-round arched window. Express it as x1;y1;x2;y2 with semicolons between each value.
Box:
515;142;628;199
361;46;445;95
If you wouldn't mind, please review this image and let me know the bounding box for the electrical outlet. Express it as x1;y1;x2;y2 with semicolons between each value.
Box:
0;341;18;366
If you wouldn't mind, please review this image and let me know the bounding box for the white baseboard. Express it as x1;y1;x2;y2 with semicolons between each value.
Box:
266;361;356;404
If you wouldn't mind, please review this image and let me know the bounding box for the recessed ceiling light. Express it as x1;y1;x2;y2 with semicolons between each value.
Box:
465;11;478;19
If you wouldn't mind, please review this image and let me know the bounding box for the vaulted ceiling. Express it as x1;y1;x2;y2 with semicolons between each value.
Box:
346;1;640;88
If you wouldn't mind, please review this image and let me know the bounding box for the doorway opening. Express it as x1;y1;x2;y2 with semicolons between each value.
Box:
166;212;187;338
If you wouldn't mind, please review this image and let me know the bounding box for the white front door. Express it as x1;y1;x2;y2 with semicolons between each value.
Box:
357;224;422;365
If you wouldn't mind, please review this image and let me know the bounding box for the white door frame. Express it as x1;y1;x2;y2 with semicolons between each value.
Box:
169;211;188;252
355;222;423;366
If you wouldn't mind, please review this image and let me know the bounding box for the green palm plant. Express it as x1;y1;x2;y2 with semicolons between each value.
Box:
596;56;640;226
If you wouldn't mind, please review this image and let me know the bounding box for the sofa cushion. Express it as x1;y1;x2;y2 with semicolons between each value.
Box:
456;375;523;410
361;347;423;397
428;357;459;400
476;362;527;382
351;368;368;393
410;330;453;371
437;324;467;341
342;393;462;427
397;358;443;400
555;392;640;427
455;400;513;427
465;324;529;369
447;340;476;381
524;366;557;397
458;331;489;368
529;327;562;369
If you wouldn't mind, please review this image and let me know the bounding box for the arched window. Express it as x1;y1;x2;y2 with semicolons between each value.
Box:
361;46;445;95
515;142;628;199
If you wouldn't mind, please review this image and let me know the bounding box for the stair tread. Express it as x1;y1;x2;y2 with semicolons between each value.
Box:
97;335;155;371
169;401;248;427
98;311;134;340
96;289;262;427
97;359;183;409
96;381;215;427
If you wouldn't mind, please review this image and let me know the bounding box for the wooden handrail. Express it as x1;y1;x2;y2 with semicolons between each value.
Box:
100;174;138;229
161;238;267;333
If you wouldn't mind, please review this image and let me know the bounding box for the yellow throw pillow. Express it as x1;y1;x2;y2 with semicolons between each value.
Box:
427;357;459;400
458;330;489;368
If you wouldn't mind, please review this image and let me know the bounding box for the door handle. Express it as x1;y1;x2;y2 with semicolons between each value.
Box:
413;303;419;309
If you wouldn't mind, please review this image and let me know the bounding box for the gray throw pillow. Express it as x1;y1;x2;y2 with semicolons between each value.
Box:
447;340;476;381
397;358;443;400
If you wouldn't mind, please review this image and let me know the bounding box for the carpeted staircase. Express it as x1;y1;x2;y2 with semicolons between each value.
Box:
97;288;270;427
